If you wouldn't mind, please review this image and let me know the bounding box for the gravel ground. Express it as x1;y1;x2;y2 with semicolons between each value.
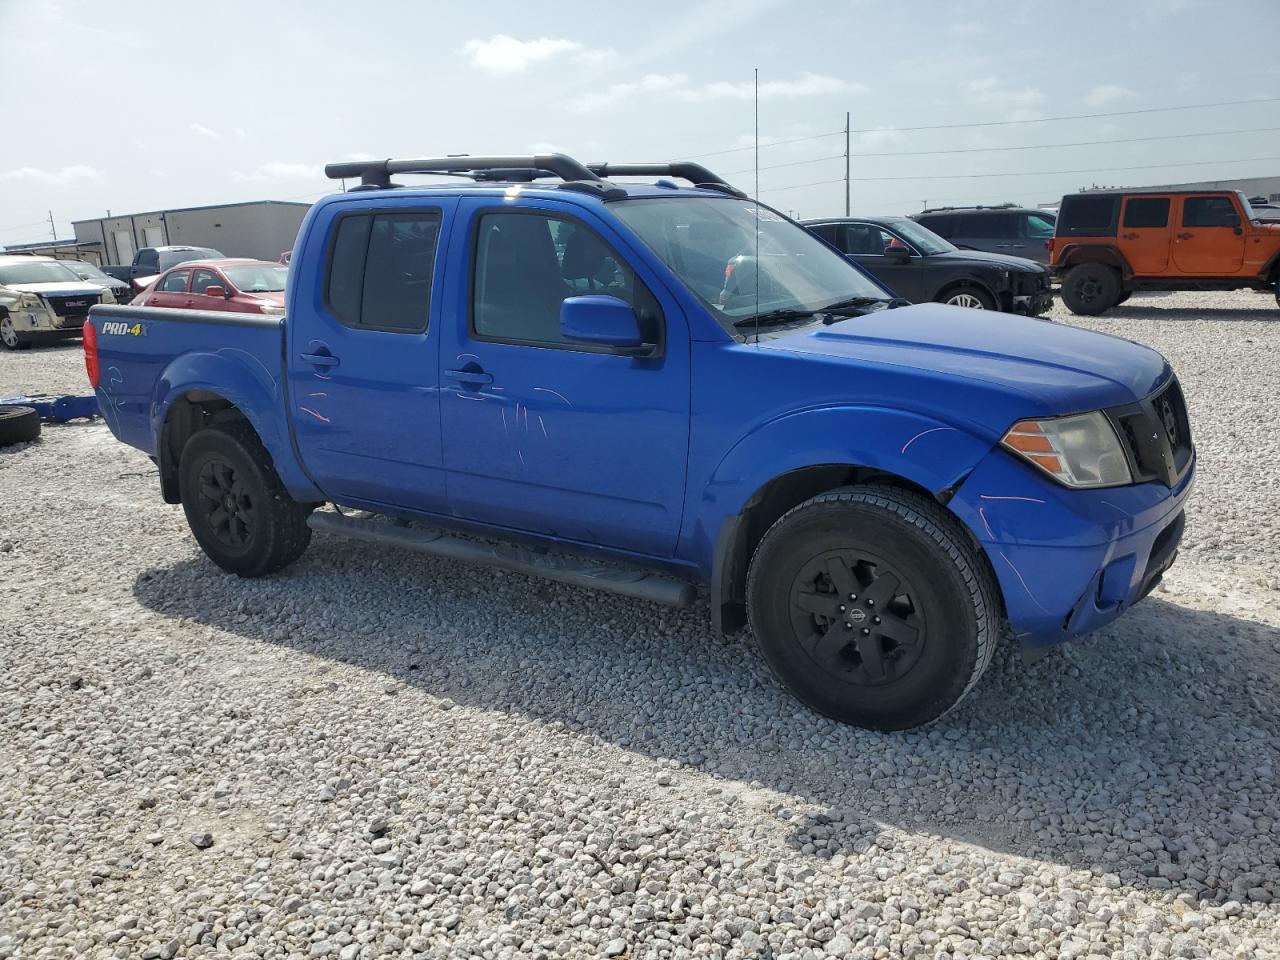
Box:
2;290;1278;960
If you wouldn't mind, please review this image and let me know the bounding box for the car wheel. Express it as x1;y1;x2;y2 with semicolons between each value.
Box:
179;420;313;577
746;485;1000;730
1061;263;1121;315
1;314;30;351
1116;291;1132;305
0;404;41;446
939;286;996;310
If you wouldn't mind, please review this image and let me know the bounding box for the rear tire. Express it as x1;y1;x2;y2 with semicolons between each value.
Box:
1061;263;1121;315
1;314;30;350
0;405;41;445
746;485;1000;730
938;286;996;311
179;420;312;577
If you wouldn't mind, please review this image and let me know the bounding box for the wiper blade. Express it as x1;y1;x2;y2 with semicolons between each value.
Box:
732;307;818;328
818;295;890;313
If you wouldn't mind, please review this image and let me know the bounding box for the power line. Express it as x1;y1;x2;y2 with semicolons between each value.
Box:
722;125;1280;176
682;95;1280;160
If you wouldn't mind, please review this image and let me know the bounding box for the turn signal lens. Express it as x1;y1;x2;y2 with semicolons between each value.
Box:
1001;412;1133;488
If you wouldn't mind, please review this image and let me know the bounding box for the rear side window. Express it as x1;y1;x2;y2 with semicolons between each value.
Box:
960;213;1016;239
1182;196;1239;228
917;215;953;238
808;223;842;245
1057;196;1119;237
1123;197;1171;228
325;209;442;332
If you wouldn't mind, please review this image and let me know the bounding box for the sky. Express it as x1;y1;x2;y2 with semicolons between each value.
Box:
2;0;1278;249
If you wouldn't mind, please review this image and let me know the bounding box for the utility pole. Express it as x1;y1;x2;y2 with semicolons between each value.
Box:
844;111;851;217
48;210;56;241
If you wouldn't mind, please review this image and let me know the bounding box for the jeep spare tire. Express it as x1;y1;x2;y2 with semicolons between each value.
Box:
1062;263;1122;315
0;405;41;446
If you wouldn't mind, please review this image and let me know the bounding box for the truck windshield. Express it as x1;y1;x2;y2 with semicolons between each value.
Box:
158;248;224;269
0;261;83;285
223;264;288;292
612;197;887;324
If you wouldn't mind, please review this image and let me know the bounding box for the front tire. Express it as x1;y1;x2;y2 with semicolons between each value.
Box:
1061;263;1121;315
179;421;313;577
1;314;30;350
938;286;996;311
746;485;1000;730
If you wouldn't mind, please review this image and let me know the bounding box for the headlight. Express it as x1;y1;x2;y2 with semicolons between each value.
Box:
19;293;41;307
101;289;116;304
1001;411;1133;488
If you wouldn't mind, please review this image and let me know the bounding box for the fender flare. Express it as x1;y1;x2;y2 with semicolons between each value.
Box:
696;405;996;632
1056;243;1133;279
152;350;322;502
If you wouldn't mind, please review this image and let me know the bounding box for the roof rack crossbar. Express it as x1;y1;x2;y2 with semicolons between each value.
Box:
586;162;734;189
324;154;601;188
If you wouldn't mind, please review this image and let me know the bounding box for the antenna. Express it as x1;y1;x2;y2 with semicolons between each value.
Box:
753;67;760;347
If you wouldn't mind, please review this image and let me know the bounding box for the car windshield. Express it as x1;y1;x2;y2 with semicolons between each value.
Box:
1238;192;1257;219
222;264;288;292
883;219;955;256
612;197;887;323
158;248;224;269
67;260;111;281
0;260;83;285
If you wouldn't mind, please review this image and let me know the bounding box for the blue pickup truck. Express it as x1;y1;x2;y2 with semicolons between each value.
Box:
85;154;1194;730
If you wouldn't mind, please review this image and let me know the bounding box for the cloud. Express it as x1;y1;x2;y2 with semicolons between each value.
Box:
0;164;104;186
686;72;863;101
190;123;222;140
458;35;613;75
964;76;1045;108
1083;84;1138;107
570;73;689;113
233;162;324;182
570;72;860;112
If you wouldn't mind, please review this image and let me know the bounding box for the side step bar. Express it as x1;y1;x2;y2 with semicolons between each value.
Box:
307;511;696;608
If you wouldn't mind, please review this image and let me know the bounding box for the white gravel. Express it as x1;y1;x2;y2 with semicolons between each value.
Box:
2;290;1278;960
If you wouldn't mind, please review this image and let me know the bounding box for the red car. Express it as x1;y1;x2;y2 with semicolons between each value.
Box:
133;259;287;315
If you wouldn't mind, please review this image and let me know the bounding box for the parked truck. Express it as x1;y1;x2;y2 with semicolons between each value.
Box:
85;154;1195;730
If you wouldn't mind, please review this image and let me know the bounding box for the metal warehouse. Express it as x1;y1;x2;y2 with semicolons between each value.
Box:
70;200;311;266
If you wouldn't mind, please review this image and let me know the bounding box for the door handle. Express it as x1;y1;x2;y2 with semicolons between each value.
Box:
1176;232;1193;241
301;352;340;368
444;367;493;386
1122;233;1139;240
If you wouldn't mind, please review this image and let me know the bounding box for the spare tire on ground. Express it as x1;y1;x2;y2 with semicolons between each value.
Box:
0;405;41;446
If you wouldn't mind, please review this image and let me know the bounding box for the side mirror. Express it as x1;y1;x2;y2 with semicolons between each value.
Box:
560;295;650;353
885;244;911;263
203;285;227;299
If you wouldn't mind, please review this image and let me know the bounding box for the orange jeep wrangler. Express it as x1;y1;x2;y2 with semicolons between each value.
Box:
1049;190;1280;315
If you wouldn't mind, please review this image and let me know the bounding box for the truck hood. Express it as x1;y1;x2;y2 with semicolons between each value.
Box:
7;280;106;296
764;302;1170;420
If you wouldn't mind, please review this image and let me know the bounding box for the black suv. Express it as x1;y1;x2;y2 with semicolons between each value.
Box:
911;205;1056;264
803;216;1052;314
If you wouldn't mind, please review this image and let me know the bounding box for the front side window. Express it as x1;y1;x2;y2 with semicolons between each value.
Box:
612;197;886;324
325;210;442;332
191;269;222;294
472;211;652;347
159;270;189;293
1024;213;1056;238
1182;196;1239;228
1123;197;1171;229
844;224;895;256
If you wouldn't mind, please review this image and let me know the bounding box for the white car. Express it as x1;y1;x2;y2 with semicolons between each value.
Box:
0;255;115;350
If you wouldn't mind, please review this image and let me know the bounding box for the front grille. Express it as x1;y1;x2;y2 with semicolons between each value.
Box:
45;293;100;318
1107;377;1193;487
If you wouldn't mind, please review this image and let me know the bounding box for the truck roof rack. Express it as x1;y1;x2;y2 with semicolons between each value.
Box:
323;153;743;198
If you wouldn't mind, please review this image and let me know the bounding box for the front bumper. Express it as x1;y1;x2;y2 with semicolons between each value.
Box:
950;445;1195;649
9;306;83;335
1012;290;1054;316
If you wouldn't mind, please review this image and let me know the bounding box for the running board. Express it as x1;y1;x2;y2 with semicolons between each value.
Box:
307;511;696;607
